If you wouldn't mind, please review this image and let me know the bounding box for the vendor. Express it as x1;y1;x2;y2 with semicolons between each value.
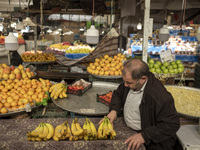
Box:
100;59;180;150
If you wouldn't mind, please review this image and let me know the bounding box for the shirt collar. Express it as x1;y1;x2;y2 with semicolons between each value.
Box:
130;79;148;94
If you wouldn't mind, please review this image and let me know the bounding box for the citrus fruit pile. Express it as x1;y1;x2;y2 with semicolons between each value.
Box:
87;53;127;76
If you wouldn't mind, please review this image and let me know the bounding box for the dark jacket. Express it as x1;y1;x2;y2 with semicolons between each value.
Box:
109;72;180;150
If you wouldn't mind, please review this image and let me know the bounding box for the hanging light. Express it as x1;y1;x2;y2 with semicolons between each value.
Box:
137;19;142;30
86;20;99;44
58;28;62;31
159;20;169;42
47;29;52;33
5;28;19;51
16;17;25;30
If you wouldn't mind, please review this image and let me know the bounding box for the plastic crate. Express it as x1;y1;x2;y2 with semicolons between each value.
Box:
96;93;111;106
65;53;89;59
89;75;123;84
67;80;92;96
31;105;68;119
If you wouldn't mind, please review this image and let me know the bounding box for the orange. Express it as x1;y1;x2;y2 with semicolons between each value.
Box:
7;85;13;90
94;62;99;66
14;79;19;83
1;99;6;104
23;94;28;98
18;101;23;106
103;66;109;71
21;89;26;94
109;70;115;76
4;102;11;108
94;70;99;75
95;58;100;63
32;95;37;100
7;97;14;103
104;71;109;76
27;91;34;96
1;107;8;113
114;55;118;59
104;54;109;59
2;88;8;93
115;71;120;76
1;80;6;85
7;79;13;84
35;98;41;103
38;93;44;99
32;85;37;89
18;105;25;109
17;82;23;87
13;95;20;101
105;60;110;64
43;87;49;92
90;65;96;70
36;88;42;93
26;84;32;89
11;101;18;107
14;84;19;90
22;98;29;104
0;85;4;90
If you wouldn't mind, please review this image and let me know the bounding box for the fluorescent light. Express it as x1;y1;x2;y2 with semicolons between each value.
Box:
47;29;52;33
137;23;142;30
80;28;84;31
58;28;62;31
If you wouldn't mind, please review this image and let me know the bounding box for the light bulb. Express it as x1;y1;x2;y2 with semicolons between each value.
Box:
137;23;142;30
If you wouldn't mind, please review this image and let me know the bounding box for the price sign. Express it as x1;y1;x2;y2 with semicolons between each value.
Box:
160;49;174;63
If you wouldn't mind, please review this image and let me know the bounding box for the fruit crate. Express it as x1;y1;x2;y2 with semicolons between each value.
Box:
96;93;111;107
67;80;92;96
31;105;68;119
89;75;123;84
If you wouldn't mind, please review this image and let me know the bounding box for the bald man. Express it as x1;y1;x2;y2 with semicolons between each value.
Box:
104;59;180;150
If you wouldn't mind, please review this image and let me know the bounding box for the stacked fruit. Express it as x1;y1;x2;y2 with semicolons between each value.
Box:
0;78;52;114
99;91;113;103
50;42;71;50
87;53;127;76
0;64;35;80
21;53;56;62
49;83;68;99
98;116;116;140
27;122;55;141
148;59;185;74
66;45;94;53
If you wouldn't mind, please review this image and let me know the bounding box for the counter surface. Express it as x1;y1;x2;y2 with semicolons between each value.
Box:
0;117;145;150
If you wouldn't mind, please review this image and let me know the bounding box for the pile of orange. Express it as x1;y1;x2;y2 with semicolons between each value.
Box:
0;78;52;114
87;53;127;76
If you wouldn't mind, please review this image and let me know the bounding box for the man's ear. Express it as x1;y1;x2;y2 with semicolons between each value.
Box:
140;76;147;84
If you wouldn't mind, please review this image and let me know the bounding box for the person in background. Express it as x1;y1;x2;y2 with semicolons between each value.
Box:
100;58;180;150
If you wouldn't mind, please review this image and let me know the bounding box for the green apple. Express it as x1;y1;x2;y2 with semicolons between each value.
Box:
176;60;182;64
156;68;161;74
161;65;166;71
169;69;174;74
148;63;154;69
154;64;160;69
178;63;184;68
163;69;169;74
156;61;162;66
163;61;170;67
170;61;176;66
167;65;174;70
178;67;184;73
149;59;155;64
172;64;178;69
150;68;156;73
174;69;178;74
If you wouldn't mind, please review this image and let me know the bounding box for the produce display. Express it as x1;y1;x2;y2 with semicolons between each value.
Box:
87;53;127;76
97;91;113;106
21;52;56;62
22;51;43;55
166;86;200;117
46;42;71;55
0;34;25;44
49;83;68;99
148;59;184;75
66;45;94;54
0;64;35;80
0;78;52;114
26;117;116;141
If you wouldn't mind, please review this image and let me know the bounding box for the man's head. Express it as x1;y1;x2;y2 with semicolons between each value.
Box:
122;59;149;91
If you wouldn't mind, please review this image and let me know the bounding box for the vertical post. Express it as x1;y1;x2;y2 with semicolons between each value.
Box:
142;0;151;63
119;18;123;53
34;16;37;54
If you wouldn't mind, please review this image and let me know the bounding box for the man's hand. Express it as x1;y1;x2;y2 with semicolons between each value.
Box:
98;110;117;125
124;133;145;150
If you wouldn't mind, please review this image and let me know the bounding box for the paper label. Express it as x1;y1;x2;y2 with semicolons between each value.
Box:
80;109;95;113
160;49;174;63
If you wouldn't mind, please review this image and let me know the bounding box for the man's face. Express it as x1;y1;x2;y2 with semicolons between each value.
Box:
122;71;145;91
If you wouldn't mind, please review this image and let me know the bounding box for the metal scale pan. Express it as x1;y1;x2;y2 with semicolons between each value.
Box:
52;81;119;116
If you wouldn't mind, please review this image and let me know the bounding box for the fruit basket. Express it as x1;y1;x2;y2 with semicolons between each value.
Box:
96;91;112;106
65;53;89;59
67;79;92;96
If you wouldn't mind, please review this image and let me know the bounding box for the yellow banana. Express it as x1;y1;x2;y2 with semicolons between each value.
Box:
59;92;63;99
43;123;54;140
49;83;63;93
86;119;92;136
30;123;44;137
107;117;114;132
106;117;116;138
35;137;43;141
39;78;46;87
82;120;87;135
54;124;64;138
31;137;36;141
87;118;97;138
69;135;74;141
97;120;104;139
50;84;63;97
62;87;68;98
104;118;111;136
27;137;31;141
66;122;72;138
110;129;117;138
53;135;59;141
26;131;31;137
38;123;49;139
53;87;64;99
71;119;84;136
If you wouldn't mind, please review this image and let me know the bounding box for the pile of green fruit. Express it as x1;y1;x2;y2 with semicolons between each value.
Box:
148;59;184;74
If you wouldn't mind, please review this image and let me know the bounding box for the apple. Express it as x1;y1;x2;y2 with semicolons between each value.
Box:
9;73;15;79
150;68;156;73
156;68;161;74
0;74;2;79
0;68;3;74
178;63;184;68
149;59;155;64
25;68;31;72
3;67;11;74
154;64;160;69
163;69;169;74
169;69;174;74
18;64;24;71
16;73;22;79
176;60;182;64
167;65;174;70
2;74;9;80
148;63;154;69
174;69;178;74
14;68;20;74
22;73;28;79
161;65;166;71
156;61;162;66
172;64;178;69
178;67;184;73
10;66;15;71
170;61;176;66
163;61;170;67
30;72;35;77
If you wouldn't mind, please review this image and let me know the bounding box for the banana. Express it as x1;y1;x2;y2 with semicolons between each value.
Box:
82;121;87;135
110;129;117;138
86;119;92;136
49;83;63;93
75;117;84;135
35;137;43;141
71;119;84;136
26;131;31;137
50;85;63;98
30;123;44;137
54;124;64;138
53;87;64;100
106;117;116;138
87;118;97;138
53;135;59;141
107;117;114;133
39;78;46;87
62;87;68;98
38;123;49;139
59;92;64;99
104;118;111;136
27;137;31;141
97;120;104;140
31;137;36;141
69;135;74;141
66;122;72;138
43;123;55;140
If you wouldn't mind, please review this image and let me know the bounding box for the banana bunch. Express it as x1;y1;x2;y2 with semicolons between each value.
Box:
82;117;97;141
27;122;55;141
97;116;116;140
53;121;72;141
49;83;68;99
39;78;46;87
70;117;84;141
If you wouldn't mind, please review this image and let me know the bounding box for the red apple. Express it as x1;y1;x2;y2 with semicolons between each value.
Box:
3;67;11;74
25;68;31;72
10;66;15;71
